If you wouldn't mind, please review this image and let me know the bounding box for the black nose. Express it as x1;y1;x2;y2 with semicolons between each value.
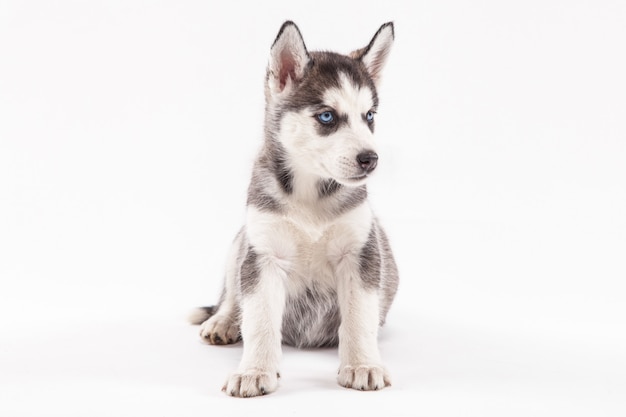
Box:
357;151;378;173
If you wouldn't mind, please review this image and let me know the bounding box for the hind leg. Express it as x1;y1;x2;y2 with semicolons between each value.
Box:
198;230;245;345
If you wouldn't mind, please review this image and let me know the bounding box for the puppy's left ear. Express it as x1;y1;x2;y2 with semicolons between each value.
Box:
351;22;394;86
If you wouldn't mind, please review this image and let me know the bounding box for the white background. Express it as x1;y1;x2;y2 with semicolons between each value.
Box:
1;1;625;415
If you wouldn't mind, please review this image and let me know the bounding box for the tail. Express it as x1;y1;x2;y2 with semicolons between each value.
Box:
188;306;218;325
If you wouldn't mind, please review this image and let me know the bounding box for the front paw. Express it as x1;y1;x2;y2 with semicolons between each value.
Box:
223;369;280;397
338;365;391;391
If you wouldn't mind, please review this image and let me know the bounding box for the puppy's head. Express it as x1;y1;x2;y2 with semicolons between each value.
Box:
265;21;394;187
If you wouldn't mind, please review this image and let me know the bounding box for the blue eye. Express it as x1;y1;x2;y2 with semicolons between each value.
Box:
318;111;334;124
366;111;375;123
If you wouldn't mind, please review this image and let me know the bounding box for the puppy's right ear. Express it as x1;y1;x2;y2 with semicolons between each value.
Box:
268;21;310;95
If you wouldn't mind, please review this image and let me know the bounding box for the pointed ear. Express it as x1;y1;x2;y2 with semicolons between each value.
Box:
268;21;310;95
351;22;394;86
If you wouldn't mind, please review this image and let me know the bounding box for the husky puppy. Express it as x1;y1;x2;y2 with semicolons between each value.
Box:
190;21;398;397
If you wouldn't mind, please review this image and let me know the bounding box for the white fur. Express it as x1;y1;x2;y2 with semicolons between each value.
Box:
280;73;378;186
246;202;373;294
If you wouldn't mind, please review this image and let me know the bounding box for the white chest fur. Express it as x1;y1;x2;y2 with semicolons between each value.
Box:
245;202;373;294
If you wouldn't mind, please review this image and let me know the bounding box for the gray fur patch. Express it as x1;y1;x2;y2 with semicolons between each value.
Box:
359;224;382;289
317;179;342;197
274;156;294;194
246;139;292;212
247;167;282;212
376;222;399;325
281;286;341;348
265;138;293;195
316;179;368;216
333;185;368;216
281;51;379;114
240;247;260;295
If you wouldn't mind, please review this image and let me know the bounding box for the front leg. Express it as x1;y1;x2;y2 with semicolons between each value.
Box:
223;246;289;397
333;233;391;391
336;285;391;390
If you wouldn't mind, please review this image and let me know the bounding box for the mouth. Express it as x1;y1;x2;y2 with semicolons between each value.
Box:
339;173;369;185
348;174;367;181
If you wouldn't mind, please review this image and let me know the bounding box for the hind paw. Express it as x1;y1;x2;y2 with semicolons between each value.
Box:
199;315;240;345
